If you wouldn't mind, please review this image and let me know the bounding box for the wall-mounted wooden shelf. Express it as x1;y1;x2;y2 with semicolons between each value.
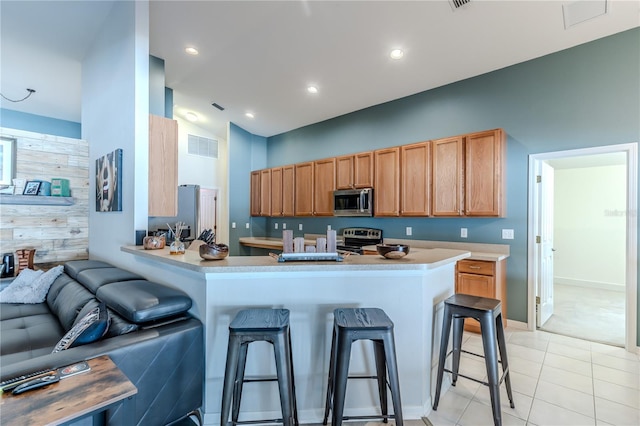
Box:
0;194;74;206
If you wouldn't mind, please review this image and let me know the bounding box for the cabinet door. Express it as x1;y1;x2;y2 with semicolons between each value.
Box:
401;142;430;216
354;151;374;188
259;169;272;216
294;162;314;216
456;272;495;333
314;158;336;216
149;115;178;216
271;167;283;217
250;170;261;217
282;165;295;217
374;147;400;217
335;155;354;190
432;136;464;216
465;129;506;217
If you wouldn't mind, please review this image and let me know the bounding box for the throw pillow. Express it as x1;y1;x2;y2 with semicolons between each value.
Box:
0;268;45;303
52;302;110;353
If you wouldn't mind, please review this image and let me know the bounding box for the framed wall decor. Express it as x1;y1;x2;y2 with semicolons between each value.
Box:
23;180;41;195
0;137;16;186
95;148;123;212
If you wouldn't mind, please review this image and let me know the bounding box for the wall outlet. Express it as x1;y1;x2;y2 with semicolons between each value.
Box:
502;229;514;239
275;223;279;230
461;228;468;238
231;222;236;229
282;223;287;229
406;227;412;236
327;225;332;231
298;224;303;231
245;223;250;229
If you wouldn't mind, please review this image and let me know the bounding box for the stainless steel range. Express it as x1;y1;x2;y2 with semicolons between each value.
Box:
337;227;383;255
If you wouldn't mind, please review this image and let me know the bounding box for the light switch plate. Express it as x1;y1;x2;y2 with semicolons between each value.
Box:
231;222;236;229
502;229;514;239
245;223;250;229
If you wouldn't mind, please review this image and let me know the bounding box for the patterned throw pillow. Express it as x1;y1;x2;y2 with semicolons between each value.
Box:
52;302;110;353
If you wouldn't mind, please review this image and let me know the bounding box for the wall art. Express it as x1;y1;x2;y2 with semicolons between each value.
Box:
95;148;122;212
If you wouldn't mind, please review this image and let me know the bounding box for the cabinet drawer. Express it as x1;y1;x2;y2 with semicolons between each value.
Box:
457;260;494;276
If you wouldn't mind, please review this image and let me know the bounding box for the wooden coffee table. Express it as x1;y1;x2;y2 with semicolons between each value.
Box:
0;355;137;426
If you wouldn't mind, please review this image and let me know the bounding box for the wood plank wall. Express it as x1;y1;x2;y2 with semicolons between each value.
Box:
0;128;89;265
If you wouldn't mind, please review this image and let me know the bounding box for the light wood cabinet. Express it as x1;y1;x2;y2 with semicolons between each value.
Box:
465;129;506;217
294;162;314;216
400;141;431;216
259;169;272;216
336;151;373;189
313;158;336;216
431;136;464;216
374;147;400;217
455;259;507;333
282;165;295;217
270;167;283;217
149;115;178;216
250;171;261;216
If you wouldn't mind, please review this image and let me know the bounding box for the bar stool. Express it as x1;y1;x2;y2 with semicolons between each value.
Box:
322;307;403;426
433;294;514;426
220;308;298;426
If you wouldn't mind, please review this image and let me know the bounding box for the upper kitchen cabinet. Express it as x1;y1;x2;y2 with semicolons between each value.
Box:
374;147;400;217
401;141;431;216
431;136;464;216
336;152;374;190
259;168;272;216
465;129;506;217
313;158;336;216
294;161;314;216
250;170;261;216
149;115;178;216
270;167;283;217
282;165;295;217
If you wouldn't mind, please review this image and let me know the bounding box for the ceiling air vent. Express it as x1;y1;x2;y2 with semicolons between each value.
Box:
449;0;471;10
188;134;218;159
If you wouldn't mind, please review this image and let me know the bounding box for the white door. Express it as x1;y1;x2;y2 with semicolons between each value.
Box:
199;188;218;241
537;162;555;327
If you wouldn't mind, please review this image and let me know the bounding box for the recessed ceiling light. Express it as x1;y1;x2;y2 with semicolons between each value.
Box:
245;112;255;119
307;85;319;94
390;49;404;60
185;112;198;122
185;47;199;55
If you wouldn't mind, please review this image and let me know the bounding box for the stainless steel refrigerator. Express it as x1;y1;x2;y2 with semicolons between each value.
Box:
148;184;200;241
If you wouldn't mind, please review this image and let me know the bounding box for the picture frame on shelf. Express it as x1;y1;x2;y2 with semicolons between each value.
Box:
23;181;41;195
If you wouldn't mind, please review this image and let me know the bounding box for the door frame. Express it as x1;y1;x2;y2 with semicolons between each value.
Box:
527;143;638;351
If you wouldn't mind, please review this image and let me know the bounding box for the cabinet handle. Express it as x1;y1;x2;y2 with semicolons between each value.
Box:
469;266;481;269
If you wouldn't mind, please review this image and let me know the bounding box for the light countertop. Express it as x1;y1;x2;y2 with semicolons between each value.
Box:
239;236;509;262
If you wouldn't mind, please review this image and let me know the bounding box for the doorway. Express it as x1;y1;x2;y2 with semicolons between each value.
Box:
528;143;638;350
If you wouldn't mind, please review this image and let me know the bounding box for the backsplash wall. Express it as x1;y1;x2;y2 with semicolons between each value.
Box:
0;127;89;265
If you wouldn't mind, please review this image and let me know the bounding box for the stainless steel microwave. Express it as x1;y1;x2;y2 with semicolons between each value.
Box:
333;188;373;216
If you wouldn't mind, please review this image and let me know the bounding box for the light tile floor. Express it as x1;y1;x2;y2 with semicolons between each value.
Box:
425;328;640;426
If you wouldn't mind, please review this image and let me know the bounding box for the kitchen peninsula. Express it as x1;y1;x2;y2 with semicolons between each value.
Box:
121;245;471;424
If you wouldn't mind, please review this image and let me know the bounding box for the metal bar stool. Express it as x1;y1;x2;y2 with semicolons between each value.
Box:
433;294;514;426
221;308;298;426
322;307;403;426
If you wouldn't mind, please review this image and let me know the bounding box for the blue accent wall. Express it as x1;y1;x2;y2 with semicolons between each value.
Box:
149;55;165;117
0;109;81;139
232;28;639;334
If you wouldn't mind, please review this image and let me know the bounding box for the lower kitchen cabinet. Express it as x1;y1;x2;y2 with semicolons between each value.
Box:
455;258;507;333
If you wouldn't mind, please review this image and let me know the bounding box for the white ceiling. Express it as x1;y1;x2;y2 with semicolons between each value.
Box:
1;1;638;140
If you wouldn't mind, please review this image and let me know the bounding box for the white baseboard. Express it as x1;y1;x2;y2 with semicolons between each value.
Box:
555;277;625;293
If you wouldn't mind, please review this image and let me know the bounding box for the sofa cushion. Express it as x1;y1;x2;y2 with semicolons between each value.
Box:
96;280;192;324
0;313;64;356
0;302;51;321
52;302;110;353
47;279;95;331
63;260;113;280
76;267;143;293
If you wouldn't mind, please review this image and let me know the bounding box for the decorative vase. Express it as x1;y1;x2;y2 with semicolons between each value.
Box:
169;238;185;255
143;235;165;250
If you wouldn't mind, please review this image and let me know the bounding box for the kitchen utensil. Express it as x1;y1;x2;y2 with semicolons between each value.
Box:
376;244;410;259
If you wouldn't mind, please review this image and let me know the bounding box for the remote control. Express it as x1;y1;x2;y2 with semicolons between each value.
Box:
12;374;60;395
